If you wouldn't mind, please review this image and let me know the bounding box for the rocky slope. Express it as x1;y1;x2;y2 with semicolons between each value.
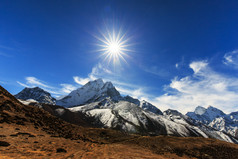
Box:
187;106;238;138
69;99;238;144
2;85;238;159
122;95;163;115
15;87;56;105
56;79;121;107
13;79;238;143
56;79;161;115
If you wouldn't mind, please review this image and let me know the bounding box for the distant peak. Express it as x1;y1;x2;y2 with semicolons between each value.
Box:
15;86;56;105
95;78;104;83
33;86;43;90
104;81;114;88
194;106;206;115
23;86;43;91
207;106;224;113
83;78;104;89
164;109;181;116
207;105;216;109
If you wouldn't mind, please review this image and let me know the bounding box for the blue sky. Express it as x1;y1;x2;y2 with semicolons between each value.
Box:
1;0;238;113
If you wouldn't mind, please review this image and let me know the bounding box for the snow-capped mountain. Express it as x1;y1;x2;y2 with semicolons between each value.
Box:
14;79;238;144
163;109;195;125
69;100;238;143
122;95;162;115
230;111;238;121
56;79;121;107
186;106;227;124
15;87;56;105
56;79;161;115
187;106;238;138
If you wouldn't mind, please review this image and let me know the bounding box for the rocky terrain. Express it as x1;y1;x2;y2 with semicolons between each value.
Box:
15;87;56;105
187;106;238;138
15;79;238;144
2;85;238;158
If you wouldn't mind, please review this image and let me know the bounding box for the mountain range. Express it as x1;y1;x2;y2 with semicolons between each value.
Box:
2;84;238;158
187;106;238;138
15;78;238;144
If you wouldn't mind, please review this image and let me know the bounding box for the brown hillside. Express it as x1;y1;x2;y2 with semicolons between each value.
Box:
1;85;238;159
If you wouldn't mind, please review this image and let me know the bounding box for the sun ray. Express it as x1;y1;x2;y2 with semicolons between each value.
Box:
95;27;132;65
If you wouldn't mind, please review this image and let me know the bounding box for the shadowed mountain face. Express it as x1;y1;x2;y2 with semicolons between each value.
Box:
0;85;92;140
28;102;96;128
2;85;238;158
56;79;122;107
187;106;238;138
14;79;238;144
15;87;56;105
55;79;162;115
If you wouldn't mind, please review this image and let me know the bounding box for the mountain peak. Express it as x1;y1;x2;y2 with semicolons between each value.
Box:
15;87;56;105
164;109;181;116
194;106;206;115
206;106;225;114
83;79;104;89
207;105;218;110
92;78;104;84
57;78;121;107
104;81;113;88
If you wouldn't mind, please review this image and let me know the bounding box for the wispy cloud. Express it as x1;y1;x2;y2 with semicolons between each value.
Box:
73;63;112;85
73;76;92;85
17;81;30;87
17;76;79;96
25;77;53;88
60;84;77;94
0;80;6;84
189;60;208;74
223;50;238;68
152;60;238;113
141;65;170;78
175;56;185;69
0;45;15;57
116;86;150;100
17;77;61;95
16;55;238;114
73;62;150;100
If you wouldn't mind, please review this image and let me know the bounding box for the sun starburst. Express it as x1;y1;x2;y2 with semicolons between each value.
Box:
95;28;132;65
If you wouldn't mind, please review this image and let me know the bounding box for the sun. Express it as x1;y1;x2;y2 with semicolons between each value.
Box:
108;41;121;55
95;28;131;65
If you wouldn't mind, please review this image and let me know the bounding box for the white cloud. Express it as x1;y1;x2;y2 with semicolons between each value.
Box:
60;84;77;94
116;86;149;100
16;59;238;114
73;62;151;100
25;77;52;88
17;77;61;95
175;57;185;69
153;60;238;114
223;50;238;68
17;81;30;87
0;80;6;84
141;65;169;77
73;63;110;85
73;76;91;85
189;60;208;74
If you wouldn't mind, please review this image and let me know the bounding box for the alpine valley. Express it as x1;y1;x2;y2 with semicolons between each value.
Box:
15;79;238;144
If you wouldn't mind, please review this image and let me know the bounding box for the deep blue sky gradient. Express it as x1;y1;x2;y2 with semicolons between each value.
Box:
1;0;238;103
